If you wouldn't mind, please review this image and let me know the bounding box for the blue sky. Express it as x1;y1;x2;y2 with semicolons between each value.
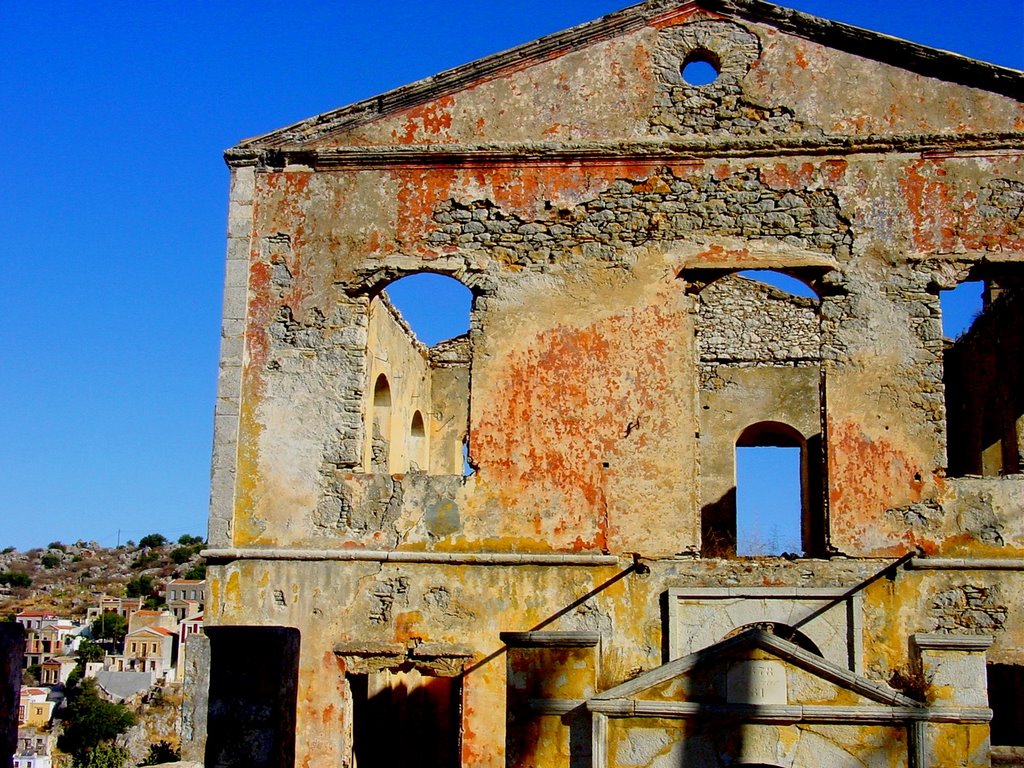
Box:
1;1;1020;551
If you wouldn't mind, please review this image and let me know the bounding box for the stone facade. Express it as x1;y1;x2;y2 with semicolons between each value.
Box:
191;1;1024;766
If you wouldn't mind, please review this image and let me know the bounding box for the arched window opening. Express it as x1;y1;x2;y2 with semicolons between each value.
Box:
736;422;807;557
369;374;392;473
943;276;1023;477
384;273;472;346
363;273;474;475
373;374;392;407
409;411;428;472
724;622;823;657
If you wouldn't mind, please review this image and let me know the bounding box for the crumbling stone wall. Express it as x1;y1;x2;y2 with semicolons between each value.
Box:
649;19;799;136
429;166;851;260
697;273;820;380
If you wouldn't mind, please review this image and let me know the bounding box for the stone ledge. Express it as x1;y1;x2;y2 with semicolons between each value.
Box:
912;633;995;651
909;557;1024;570
203;548;621;566
500;631;602;648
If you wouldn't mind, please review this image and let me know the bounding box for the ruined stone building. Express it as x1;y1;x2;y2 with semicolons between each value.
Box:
187;1;1024;766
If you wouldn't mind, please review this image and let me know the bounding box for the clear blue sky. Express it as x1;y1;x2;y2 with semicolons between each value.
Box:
1;1;1020;551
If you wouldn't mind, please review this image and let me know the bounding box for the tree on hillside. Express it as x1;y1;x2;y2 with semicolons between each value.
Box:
76;640;106;664
41;552;61;569
57;679;135;767
140;741;180;765
184;563;206;580
138;533;167;548
125;575;154;598
90;612;128;643
75;741;132;768
177;534;204;546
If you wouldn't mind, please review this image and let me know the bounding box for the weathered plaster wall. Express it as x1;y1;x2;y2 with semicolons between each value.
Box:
201;5;1024;767
222;150;1023;556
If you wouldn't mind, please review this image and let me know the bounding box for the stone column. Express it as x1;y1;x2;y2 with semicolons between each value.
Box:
912;633;993;768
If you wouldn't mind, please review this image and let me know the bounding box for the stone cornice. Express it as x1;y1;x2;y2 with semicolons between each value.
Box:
225;132;1023;169
203;547;621;566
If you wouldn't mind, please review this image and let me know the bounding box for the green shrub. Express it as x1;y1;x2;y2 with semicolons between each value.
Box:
0;571;31;588
138;533;167;549
41;552;62;569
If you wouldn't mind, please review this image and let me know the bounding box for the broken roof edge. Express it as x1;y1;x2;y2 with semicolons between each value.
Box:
227;0;1024;158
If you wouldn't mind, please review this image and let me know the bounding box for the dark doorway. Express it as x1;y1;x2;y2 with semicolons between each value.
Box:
350;668;461;768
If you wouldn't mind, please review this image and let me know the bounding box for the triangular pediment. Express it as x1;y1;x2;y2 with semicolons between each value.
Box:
589;630;918;710
229;0;1023;161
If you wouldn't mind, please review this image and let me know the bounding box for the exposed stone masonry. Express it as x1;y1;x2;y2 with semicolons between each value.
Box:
930;584;1007;634
649;20;800;136
429;167;852;262
697;274;820;390
698;274;820;363
978;178;1024;228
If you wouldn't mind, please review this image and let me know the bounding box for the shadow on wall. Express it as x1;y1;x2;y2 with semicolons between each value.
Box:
350;668;460;768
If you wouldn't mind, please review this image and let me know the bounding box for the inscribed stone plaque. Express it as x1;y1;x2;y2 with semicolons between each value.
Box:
726;660;787;705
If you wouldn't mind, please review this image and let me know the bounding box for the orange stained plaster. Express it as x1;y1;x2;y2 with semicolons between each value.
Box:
793;48;809;70
760;159;847;189
650;4;712;28
900;159;1024;254
394;168;456;253
692;243;751;267
392;95;455;145
474;303;679;551
392;611;425;643
827;419;931;554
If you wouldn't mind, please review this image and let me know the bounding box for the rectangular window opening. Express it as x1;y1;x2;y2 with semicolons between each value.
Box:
736;446;803;557
350;668;461;768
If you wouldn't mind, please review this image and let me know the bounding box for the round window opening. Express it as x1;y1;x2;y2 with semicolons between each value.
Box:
681;51;720;86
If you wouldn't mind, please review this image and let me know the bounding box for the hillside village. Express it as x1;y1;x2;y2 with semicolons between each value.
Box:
2;536;206;767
